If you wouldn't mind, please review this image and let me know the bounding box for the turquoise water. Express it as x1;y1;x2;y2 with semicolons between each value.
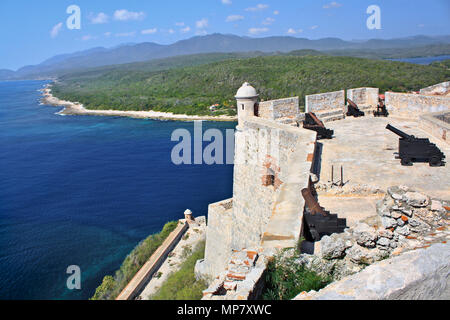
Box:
0;80;235;299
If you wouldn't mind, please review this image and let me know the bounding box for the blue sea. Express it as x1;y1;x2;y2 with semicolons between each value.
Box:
0;80;235;300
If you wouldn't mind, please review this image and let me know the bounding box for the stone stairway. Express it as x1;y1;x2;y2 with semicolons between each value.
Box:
303;211;347;241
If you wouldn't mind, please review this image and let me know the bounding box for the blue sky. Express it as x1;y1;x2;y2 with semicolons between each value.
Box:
0;0;449;70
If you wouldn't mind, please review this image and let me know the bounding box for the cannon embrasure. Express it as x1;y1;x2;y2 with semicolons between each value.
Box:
346;98;365;117
302;112;334;139
373;94;389;117
301;186;346;241
386;124;445;167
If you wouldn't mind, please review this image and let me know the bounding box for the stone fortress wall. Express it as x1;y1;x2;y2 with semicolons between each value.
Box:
258;97;299;122
197;81;450;300
419;81;450;95
305;90;346;123
347;87;379;111
385;92;450;119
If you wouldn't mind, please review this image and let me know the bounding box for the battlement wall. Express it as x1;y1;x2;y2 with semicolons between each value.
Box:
385;92;450;119
347;87;379;108
258;97;299;122
420;111;450;144
199;199;234;280
420;81;450;95
305;90;345;114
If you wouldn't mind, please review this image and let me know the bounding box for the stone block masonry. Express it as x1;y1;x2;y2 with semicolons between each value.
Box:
420;81;450;95
346;87;379;110
385;92;450;119
199;199;234;280
232;117;316;252
199;115;316;280
305;90;345;114
420;111;449;144
258;97;300;123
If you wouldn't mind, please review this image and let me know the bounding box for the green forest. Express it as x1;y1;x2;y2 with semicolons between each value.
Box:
51;55;450;116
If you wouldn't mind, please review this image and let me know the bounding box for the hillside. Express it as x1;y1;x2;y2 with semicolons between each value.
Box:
4;33;450;80
52;55;450;116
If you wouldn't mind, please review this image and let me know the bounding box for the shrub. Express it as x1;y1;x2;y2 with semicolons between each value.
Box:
262;251;331;300
150;241;207;300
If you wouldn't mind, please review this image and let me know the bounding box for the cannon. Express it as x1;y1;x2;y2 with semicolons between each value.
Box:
386;124;445;166
302;112;334;139
301;187;346;241
346;99;365;117
373;95;388;117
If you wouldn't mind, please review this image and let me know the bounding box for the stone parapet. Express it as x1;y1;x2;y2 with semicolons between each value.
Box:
419;111;449;144
385;92;450;119
347;87;379;110
305;90;345;114
258;97;299;122
420;81;450;95
198;199;234;281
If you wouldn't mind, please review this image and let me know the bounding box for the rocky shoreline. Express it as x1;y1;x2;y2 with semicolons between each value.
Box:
39;84;237;122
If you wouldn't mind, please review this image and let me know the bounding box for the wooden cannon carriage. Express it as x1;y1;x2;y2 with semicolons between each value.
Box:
302;112;334;139
346;98;365;117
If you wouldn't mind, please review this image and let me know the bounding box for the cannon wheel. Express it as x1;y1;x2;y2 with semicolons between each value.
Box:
401;158;413;166
429;156;441;167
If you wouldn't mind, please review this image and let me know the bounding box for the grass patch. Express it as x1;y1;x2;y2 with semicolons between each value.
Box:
91;220;178;300
151;241;207;300
262;251;332;300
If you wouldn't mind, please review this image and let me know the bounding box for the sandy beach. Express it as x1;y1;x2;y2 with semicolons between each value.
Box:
40;84;237;122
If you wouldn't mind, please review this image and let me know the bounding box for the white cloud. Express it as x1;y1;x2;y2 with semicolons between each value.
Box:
181;26;191;33
50;22;63;38
175;22;185;27
168;29;175;34
310;25;319;30
141;28;157;35
90;12;108;24
114;9;145;21
273;10;280;15
262;17;275;25
222;0;232;5
115;31;136;37
248;27;269;35
323;2;342;9
226;15;244;22
246;4;269;12
287;28;303;35
196;29;208;36
196;18;209;29
104;32;112;37
81;35;97;41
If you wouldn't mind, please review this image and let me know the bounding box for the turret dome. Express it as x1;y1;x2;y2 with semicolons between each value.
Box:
235;82;258;99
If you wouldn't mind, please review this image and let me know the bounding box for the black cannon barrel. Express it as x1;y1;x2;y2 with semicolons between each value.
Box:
386;124;412;140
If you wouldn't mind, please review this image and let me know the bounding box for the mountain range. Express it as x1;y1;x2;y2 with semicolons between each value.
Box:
2;33;450;80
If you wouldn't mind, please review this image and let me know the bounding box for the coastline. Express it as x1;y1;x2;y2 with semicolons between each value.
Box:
40;84;237;122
